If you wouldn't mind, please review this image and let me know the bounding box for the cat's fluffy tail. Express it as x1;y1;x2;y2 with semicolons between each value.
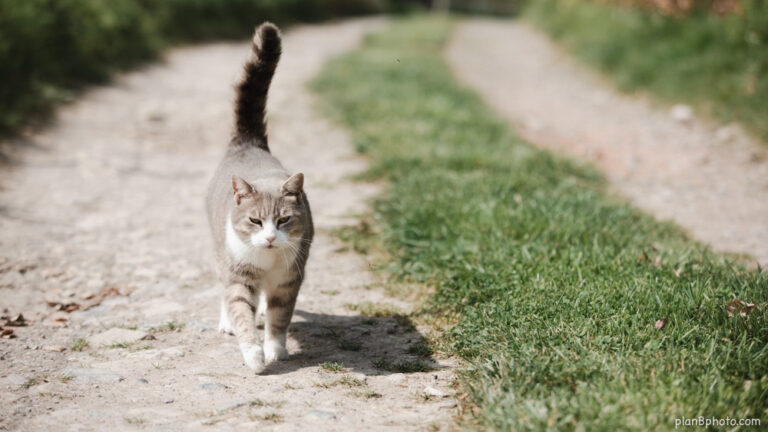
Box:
233;22;282;150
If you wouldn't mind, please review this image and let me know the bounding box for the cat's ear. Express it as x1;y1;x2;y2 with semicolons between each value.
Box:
232;175;256;205
281;173;304;198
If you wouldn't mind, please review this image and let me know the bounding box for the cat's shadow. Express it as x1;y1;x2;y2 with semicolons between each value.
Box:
259;309;442;376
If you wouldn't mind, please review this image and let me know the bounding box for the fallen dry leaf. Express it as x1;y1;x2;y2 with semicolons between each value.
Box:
674;268;683;277
2;313;29;327
744;380;752;391
721;337;731;342
42;321;67;328
46;301;81;312
725;299;756;318
42;345;66;352
653;256;662;267
82;286;135;311
1;327;16;338
655;318;668;331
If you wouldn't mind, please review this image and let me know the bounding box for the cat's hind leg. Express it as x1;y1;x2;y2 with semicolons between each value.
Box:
226;283;265;373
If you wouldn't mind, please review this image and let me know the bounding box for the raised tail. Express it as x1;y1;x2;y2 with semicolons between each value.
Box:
233;22;282;150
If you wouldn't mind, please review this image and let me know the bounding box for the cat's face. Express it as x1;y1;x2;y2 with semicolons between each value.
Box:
228;174;306;253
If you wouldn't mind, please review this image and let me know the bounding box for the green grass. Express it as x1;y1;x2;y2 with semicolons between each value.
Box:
319;361;346;372
70;338;89;352
371;357;433;373
523;0;768;142
313;16;768;431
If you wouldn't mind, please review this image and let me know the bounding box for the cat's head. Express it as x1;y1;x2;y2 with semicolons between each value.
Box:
228;173;307;251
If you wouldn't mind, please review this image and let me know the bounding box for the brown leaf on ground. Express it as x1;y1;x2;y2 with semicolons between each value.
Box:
46;301;81;312
1;327;16;338
725;299;757;318
82;286;135;310
42;321;67;328
655;318;667;331
45;286;134;315
653;256;662;267
2;314;29;327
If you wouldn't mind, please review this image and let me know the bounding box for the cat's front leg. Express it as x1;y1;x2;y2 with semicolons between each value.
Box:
263;282;299;363
225;282;265;373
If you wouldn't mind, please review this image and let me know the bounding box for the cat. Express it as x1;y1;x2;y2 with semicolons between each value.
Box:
205;22;313;373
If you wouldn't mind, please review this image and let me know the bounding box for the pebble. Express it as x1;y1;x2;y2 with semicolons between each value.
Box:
62;368;124;383
423;386;448;397
137;378;149;384
88;328;154;347
128;346;185;360
6;374;28;387
306;409;336;420
670;104;693;124
214;399;248;414
199;383;228;391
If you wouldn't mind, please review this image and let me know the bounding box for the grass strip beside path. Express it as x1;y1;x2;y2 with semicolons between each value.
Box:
313;16;768;431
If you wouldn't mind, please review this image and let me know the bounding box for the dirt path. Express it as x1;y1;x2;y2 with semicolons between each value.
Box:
0;19;457;431
447;19;768;266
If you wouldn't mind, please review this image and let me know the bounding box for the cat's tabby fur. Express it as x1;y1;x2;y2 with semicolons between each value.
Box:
206;23;313;373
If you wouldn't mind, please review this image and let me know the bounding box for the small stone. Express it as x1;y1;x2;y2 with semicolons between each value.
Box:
88;328;154;347
383;373;406;385
163;399;174;404
6;374;28;387
42;345;67;352
62;368;124;383
424;386;448;397
137;378;149;384
199;383;228;391
214;400;248;414
670;104;693;124
306;409;336;420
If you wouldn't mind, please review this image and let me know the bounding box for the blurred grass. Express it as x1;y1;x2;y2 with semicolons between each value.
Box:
523;0;768;142
313;16;768;431
0;0;394;135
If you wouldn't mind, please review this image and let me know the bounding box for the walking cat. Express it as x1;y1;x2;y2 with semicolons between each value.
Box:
206;23;313;373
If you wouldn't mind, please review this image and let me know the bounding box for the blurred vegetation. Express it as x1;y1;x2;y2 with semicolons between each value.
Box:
0;0;394;134
523;0;768;141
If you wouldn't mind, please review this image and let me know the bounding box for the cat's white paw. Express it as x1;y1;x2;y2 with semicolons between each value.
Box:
264;340;288;363
239;343;266;373
218;318;234;335
218;302;234;335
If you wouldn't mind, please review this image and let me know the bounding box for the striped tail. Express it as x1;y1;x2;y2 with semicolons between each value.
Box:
233;22;282;150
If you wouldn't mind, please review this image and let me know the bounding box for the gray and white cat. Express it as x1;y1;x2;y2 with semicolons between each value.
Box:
206;23;313;373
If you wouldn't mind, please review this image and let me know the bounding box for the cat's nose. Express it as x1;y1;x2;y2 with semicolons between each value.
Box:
265;235;276;244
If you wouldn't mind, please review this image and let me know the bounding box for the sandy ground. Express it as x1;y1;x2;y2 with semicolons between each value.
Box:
447;19;768;266
0;19;458;431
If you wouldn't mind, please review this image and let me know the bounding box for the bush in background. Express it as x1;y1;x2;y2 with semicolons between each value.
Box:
0;0;387;134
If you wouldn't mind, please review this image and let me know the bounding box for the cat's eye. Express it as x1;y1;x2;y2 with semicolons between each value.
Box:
277;216;291;227
249;217;262;226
